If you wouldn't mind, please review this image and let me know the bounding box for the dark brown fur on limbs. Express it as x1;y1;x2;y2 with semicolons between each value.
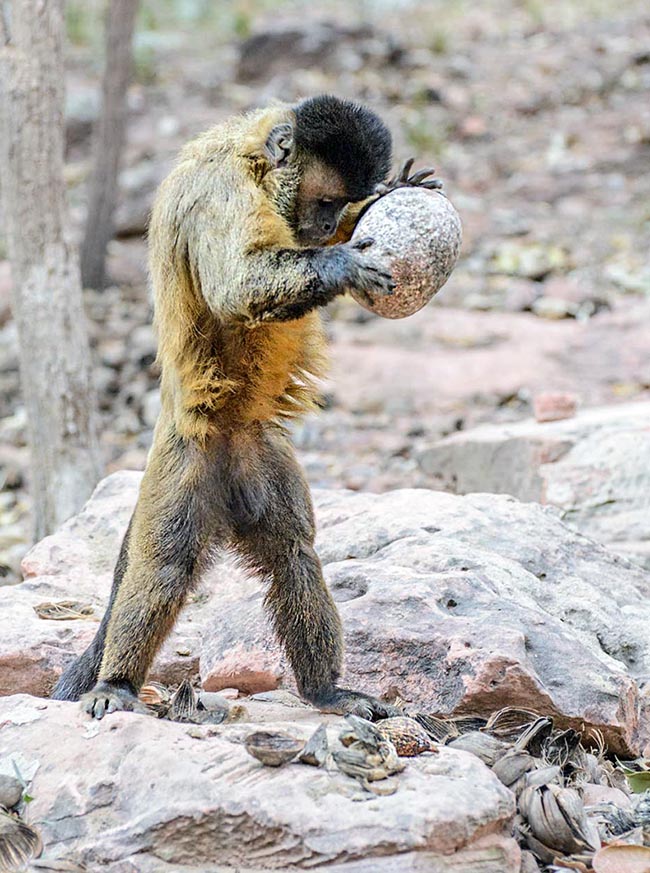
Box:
52;95;401;720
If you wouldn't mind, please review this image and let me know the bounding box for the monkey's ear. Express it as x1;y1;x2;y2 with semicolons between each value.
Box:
265;123;295;168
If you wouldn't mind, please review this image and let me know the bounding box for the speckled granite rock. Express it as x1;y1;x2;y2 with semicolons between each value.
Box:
350;187;462;318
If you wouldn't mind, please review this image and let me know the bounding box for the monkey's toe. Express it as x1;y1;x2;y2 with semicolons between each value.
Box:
312;688;400;722
81;682;149;720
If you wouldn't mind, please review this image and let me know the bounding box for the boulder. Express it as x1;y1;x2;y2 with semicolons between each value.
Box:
2;472;650;755
418;401;650;568
0;694;518;872
236;23;404;83
201;486;650;756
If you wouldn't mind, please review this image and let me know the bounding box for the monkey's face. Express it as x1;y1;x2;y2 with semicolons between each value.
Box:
294;159;349;246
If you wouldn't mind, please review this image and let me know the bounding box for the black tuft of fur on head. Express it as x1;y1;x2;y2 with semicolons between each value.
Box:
294;95;392;201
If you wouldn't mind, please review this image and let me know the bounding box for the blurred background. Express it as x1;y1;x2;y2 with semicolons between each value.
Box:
1;0;649;579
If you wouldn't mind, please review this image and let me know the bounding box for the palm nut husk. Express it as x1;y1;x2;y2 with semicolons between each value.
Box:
519;784;600;860
339;714;385;749
33;600;96;621
139;682;172;708
335;715;405;784
414;713;457;743
542;728;582;768
587;802;636;841
298;724;329;767
168;679;197;722
447;731;511;767
484;706;541;739
514;717;554;756
244;732;304;767
332;742;405;782
453;715;488;734
0;810;43;872
492;749;537;789
376;716;433;756
521;765;563;791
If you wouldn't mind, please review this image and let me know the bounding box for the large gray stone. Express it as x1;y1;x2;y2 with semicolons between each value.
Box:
0;694;518;872
2;472;650;755
417;401;650;568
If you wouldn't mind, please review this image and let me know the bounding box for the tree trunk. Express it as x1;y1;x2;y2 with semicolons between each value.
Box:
80;0;138;290
0;0;102;540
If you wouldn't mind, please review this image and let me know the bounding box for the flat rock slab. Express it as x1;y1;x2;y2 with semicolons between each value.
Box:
2;472;650;755
417;401;650;568
0;694;518;872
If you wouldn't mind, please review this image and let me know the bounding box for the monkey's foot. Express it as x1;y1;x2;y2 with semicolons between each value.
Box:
375;157;444;196
310;687;401;721
80;681;150;720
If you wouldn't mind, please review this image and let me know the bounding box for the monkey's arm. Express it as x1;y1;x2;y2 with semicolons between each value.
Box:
174;165;393;325
195;231;393;326
241;244;393;324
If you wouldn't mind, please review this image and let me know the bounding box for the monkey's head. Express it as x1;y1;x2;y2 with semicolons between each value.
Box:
265;95;392;246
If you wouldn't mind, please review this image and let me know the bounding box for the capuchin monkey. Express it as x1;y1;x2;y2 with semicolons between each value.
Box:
52;95;441;719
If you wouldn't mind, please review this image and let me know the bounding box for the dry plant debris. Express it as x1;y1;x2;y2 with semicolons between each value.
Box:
414;705;650;870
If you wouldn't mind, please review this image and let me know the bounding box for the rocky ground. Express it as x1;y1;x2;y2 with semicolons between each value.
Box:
2;471;650;871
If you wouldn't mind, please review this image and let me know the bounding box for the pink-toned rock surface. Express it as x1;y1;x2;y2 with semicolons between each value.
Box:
328;302;650;421
201;486;650;756
0;694;518;872
533;391;578;422
418;401;650;568
3;472;650;757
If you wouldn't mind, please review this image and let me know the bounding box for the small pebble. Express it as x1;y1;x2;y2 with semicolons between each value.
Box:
0;774;23;809
533;392;578;423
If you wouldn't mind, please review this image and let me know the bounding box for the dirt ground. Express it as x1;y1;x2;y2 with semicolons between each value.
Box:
1;0;649;578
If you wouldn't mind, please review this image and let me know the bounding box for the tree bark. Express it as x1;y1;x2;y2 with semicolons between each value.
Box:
0;0;102;540
80;0;138;290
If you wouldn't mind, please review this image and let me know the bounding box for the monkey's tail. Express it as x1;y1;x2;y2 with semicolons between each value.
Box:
53;518;134;701
51;635;105;701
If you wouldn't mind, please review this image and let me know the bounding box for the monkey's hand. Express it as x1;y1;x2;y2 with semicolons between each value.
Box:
335;238;395;305
375;158;443;197
81;680;151;720
312;687;401;721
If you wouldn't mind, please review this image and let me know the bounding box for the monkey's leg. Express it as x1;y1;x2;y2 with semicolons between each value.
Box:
51;519;133;701
231;428;397;720
81;428;220;719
